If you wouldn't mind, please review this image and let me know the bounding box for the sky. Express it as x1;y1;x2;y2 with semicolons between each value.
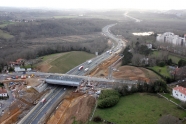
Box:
0;0;185;10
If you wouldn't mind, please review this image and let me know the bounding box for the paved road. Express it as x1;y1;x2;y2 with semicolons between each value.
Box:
124;12;141;22
30;87;65;124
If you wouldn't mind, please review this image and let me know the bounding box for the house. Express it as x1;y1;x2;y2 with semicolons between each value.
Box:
146;44;152;49
172;86;186;101
9;58;25;68
0;87;8;97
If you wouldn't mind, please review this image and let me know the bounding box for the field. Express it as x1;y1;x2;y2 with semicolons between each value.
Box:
150;66;171;78
0;21;15;28
153;51;186;64
0;29;14;39
36;51;95;73
90;93;186;124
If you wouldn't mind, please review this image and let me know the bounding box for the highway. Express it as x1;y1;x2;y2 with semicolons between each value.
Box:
67;23;125;76
124;12;141;22
15;23;125;124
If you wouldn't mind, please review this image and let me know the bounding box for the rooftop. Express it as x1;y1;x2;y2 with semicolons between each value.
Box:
173;86;186;96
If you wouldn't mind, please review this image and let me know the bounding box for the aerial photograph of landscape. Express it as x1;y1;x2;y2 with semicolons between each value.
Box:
0;0;186;124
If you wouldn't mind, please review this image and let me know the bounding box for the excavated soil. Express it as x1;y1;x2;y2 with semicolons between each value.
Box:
47;93;96;124
113;65;160;83
89;55;120;77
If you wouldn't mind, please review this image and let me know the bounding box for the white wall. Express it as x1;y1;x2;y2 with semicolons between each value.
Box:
172;89;186;102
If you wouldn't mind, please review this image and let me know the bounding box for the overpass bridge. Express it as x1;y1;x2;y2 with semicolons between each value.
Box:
45;74;138;87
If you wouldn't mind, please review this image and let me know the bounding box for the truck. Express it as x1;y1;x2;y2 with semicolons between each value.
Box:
87;60;92;64
78;66;83;71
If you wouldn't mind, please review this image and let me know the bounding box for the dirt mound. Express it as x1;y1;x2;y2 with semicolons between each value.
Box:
89;55;120;77
47;93;96;124
113;66;159;83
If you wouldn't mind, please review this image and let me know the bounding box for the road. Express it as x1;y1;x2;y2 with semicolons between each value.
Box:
124;12;141;22
9;23;125;124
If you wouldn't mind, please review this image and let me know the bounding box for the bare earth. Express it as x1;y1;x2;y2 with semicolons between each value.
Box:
113;65;160;83
47;92;96;124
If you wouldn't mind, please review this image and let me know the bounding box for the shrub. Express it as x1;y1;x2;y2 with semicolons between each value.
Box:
93;116;102;123
180;102;186;109
98;89;120;108
98;95;120;108
158;61;166;67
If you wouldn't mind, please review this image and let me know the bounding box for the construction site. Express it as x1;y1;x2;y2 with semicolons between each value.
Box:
0;48;160;124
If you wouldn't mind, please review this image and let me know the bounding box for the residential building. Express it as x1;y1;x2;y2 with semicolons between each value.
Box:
9;58;25;68
146;44;152;49
0;87;8;97
157;32;186;46
172;86;186;101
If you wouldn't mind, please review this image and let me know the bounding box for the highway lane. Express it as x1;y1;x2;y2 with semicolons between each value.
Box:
20;87;61;124
30;87;66;124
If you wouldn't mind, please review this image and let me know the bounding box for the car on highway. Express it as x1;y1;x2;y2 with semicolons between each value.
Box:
78;66;83;71
84;68;89;72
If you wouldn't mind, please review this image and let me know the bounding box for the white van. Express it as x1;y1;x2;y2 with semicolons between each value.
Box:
84;68;89;72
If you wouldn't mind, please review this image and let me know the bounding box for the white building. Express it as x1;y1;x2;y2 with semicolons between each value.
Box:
156;32;186;46
172;86;186;102
146;44;152;49
14;66;25;72
0;87;8;97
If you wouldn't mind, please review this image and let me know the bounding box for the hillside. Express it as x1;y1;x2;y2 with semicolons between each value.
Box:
36;51;95;73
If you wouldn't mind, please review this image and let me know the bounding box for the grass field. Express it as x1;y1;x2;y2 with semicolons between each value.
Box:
150;66;171;78
152;51;186;64
161;93;181;104
0;21;15;28
0;29;14;39
90;93;186;124
36;51;95;73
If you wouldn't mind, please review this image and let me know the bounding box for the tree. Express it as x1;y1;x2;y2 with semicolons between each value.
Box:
122;46;133;65
167;58;172;65
8;67;14;72
97;90;120;109
178;59;186;67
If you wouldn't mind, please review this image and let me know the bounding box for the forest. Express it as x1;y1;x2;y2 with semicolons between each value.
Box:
0;18;114;69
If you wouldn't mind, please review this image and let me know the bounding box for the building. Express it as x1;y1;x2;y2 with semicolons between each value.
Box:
172;86;186;101
156;32;186;46
146;44;152;49
9;58;25;68
0;87;8;97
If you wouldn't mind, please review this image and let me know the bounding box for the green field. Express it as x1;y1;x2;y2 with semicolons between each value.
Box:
38;51;95;73
0;21;15;28
90;93;186;124
150;66;171;78
152;51;186;64
161;93;181;104
0;29;14;39
168;55;186;64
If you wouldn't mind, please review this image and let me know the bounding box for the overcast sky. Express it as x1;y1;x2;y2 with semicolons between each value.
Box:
1;0;185;10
